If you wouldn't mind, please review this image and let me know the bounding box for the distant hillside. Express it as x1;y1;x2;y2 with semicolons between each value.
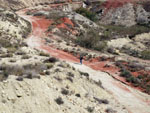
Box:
0;0;82;10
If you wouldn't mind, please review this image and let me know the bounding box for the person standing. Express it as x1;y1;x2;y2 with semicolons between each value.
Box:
80;56;83;64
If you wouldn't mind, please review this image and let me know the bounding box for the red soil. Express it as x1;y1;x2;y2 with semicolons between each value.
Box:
29;15;147;93
61;17;74;27
20;4;150;96
16;5;150;112
32;17;52;31
56;17;76;34
41;45;79;62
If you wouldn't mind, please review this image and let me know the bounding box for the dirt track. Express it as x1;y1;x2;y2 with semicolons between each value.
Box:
17;9;150;113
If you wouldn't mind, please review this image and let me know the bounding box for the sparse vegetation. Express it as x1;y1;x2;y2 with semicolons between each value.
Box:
39;51;50;57
76;28;108;52
44;57;58;63
101;24;150;39
117;61;150;94
86;106;94;113
140;50;150;60
120;69;132;78
67;72;74;78
61;88;69;95
55;97;64;105
0;61;55;81
66;77;73;83
93;97;109;104
105;108;116;113
75;93;81;97
21;55;31;59
45;63;53;69
76;8;98;22
0;53;13;58
79;71;89;78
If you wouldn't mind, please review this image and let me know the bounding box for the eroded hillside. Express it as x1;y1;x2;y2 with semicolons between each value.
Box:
0;0;82;10
0;0;150;113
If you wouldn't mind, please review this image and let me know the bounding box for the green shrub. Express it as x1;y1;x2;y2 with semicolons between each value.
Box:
3;71;9;78
44;57;58;63
76;27;108;52
45;63;53;69
86;106;94;113
126;76;138;84
0;53;13;58
26;11;32;15
76;8;98;22
0;39;12;48
61;88;69;95
7;47;18;53
39;52;50;57
21;55;31;59
76;29;100;49
93;41;108;52
140;50;150;60
137;75;144;79
55;97;64;105
120;69;132;78
102;24;150;38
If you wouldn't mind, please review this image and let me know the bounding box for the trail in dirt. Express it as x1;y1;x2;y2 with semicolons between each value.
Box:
69;62;150;113
17;10;150;113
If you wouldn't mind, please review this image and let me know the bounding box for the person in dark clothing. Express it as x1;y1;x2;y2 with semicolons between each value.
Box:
80;56;83;64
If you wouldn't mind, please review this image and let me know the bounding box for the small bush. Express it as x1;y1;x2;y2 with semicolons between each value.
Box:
95;80;103;88
137;75;144;79
16;76;23;81
79;71;89;78
0;53;13;58
86;106;94;113
3;71;9;78
9;59;16;63
105;108;116;113
93;41;108;52
44;57;58;63
61;88;69;95
66;77;73;83
67;72;74;77
21;55;30;59
45;63;53;69
120;69;132;78
7;47;17;53
126;76;138;84
51;20;63;26
76;29;102;50
45;12;65;20
76;8;98;22
33;12;44;17
55;97;64;105
94;97;109;104
102;24;150;39
0;39;12;48
140;50;150;60
16;50;26;55
75;93;81;97
39;52;50;57
26;11;32;15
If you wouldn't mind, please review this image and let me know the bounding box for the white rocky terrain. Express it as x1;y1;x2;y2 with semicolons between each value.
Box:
0;0;150;113
0;60;128;113
0;9;31;40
